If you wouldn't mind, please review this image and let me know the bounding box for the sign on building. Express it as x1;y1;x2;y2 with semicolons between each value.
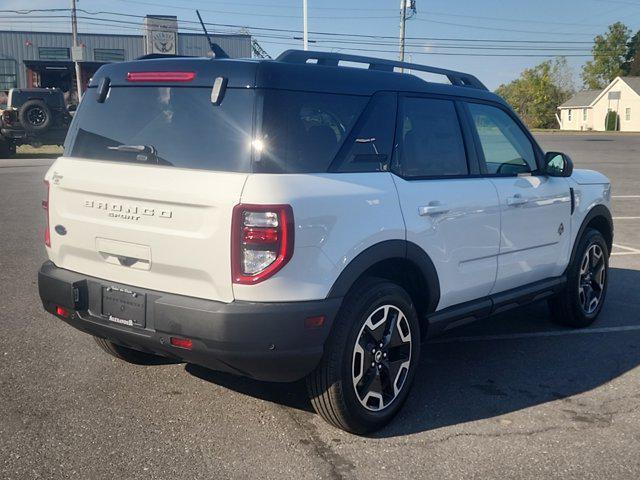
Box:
143;15;178;55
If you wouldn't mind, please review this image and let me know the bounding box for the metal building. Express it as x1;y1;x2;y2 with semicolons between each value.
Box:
0;16;251;102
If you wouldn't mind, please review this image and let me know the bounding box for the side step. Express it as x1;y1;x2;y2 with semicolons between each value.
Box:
425;276;566;338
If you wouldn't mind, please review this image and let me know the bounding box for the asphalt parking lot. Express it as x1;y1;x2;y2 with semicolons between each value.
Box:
1;133;639;479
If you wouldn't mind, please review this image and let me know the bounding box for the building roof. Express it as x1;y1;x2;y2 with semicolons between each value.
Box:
559;89;601;108
620;76;640;96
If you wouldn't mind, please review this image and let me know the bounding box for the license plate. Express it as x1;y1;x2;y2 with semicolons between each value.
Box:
102;286;146;328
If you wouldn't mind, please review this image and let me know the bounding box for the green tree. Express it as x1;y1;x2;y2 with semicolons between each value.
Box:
582;22;631;88
623;30;640;76
495;57;574;129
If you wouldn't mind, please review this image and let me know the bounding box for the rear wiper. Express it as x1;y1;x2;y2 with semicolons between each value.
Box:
107;144;156;154
107;144;158;163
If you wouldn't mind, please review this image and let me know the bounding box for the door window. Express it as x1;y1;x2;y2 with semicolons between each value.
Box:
396;97;468;177
468;102;537;175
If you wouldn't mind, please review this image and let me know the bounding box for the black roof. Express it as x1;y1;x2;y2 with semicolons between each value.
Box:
89;50;503;105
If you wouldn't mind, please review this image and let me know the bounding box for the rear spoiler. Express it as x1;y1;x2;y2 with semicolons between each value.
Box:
88;57;257;88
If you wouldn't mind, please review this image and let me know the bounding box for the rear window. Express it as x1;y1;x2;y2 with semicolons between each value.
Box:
253;90;368;173
65;86;254;172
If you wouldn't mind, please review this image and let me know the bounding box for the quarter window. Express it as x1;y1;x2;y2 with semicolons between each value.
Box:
255;90;367;173
396;97;468;177
332;93;396;173
467;102;537;175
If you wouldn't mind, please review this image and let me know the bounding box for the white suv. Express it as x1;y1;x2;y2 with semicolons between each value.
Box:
38;51;613;434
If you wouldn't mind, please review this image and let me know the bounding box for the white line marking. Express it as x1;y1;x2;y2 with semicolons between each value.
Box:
611;252;640;256
613;216;640;220
428;325;640;344
612;195;640;199
613;243;640;253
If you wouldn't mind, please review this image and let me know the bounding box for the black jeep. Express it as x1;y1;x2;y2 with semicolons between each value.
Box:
0;88;72;157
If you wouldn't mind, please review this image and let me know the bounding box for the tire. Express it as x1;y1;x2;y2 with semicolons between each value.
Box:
18;99;52;132
307;277;421;434
93;336;168;365
549;228;609;328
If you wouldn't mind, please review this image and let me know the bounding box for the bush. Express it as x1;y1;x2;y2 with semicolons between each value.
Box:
605;110;620;131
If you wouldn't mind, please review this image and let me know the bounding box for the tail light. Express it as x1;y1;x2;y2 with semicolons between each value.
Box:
231;204;294;284
170;337;193;350
55;305;71;318
1;110;13;126
43;180;50;247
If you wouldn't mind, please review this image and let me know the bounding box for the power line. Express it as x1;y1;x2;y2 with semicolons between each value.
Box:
256;39;597;57
111;0;399;11
105;1;395;20
0;9;603;44
421;10;601;27
413;17;598;36
2;14;605;52
1;11;620;58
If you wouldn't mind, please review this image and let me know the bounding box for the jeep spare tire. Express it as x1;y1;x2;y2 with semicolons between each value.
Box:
18;99;52;132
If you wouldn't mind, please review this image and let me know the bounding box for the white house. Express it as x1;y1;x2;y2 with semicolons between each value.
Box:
558;76;640;132
557;89;600;131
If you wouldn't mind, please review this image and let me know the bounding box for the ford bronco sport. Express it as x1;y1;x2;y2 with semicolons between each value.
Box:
38;51;613;434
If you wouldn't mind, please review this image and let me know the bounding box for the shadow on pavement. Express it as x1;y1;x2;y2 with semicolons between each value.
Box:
186;364;312;412
185;267;640;437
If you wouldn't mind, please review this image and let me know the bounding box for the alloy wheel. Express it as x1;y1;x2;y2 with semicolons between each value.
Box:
352;304;412;412
578;243;606;315
26;107;46;126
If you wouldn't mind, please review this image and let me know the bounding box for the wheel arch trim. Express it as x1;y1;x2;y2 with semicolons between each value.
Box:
326;239;440;314
570;204;613;266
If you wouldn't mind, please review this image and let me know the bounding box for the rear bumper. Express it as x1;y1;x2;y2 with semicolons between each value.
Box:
38;261;341;382
1;127;67;144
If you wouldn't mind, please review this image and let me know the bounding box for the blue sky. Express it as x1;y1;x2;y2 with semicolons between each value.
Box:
2;0;640;89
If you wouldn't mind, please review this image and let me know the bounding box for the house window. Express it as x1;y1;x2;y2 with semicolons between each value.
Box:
626;108;631;121
568;109;572;121
94;48;125;62
583;109;587;121
0;59;17;90
38;47;70;60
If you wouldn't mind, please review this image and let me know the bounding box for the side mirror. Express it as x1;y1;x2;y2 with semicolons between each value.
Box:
544;151;573;177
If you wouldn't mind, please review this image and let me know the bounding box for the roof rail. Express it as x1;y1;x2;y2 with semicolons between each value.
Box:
275;50;488;91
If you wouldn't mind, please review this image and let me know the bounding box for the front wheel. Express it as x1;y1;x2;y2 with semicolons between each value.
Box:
549;228;609;328
306;278;420;434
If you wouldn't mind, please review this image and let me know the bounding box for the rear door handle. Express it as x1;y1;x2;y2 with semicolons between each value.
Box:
506;194;527;207
418;202;450;216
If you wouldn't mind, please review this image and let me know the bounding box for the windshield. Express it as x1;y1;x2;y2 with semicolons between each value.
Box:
65;86;371;174
64;86;255;172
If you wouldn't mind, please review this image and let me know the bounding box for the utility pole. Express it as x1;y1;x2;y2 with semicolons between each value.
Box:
71;0;83;101
303;0;308;50
399;0;416;70
399;0;407;64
